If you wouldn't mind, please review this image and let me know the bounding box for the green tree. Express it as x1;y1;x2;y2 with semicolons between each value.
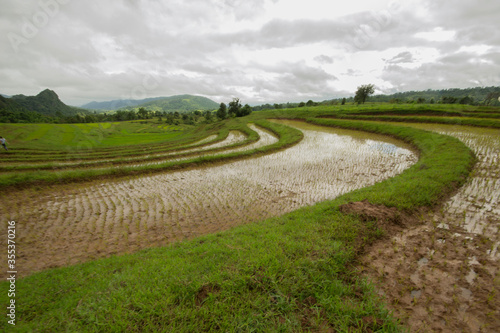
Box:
238;104;252;117
204;110;213;122
485;91;500;105
459;96;474;105
228;98;241;117
138;107;149;119
441;96;457;104
126;110;137;120
354;84;375;104
165;113;174;124
217;102;227;119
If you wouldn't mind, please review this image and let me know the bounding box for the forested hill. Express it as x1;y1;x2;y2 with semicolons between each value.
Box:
84;95;219;113
81;97;166;110
0;95;27;112
369;86;500;105
10;89;88;117
1;90;89;123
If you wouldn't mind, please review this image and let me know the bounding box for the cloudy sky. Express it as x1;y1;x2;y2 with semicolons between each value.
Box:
1;0;499;106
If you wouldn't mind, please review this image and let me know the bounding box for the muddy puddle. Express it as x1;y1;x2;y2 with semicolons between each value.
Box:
0;120;416;277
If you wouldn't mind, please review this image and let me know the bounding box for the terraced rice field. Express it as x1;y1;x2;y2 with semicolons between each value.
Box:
390;123;500;258
0;120;416;277
353;120;500;332
2;106;500;332
0;125;254;172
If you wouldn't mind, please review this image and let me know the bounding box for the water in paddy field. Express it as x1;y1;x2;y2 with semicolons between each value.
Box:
389;122;500;259
0;120;417;277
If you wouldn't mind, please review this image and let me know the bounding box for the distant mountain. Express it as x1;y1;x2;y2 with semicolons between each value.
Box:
0;95;30;113
81;97;166;110
1;94;54;123
10;89;88;117
1;94;10;98
83;94;219;112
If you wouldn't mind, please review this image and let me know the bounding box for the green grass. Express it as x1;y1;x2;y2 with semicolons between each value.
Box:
0;120;195;150
334;115;500;128
2;209;394;332
0;104;485;332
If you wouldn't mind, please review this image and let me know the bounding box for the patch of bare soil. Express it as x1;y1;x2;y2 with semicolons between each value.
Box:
344;201;500;332
195;283;221;306
339;200;416;235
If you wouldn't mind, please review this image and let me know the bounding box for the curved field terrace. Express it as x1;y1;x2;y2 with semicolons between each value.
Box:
0;120;416;277
1;105;499;332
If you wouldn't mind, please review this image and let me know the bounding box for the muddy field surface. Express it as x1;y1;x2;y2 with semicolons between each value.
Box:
0;120;416;278
358;123;500;333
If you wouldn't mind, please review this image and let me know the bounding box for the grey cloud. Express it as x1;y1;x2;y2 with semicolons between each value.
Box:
415;1;500;49
343;69;363;77
1;0;498;105
252;61;337;82
247;61;338;103
382;50;500;91
213;14;377;50
314;55;334;64
219;0;270;20
425;0;500;27
386;51;414;64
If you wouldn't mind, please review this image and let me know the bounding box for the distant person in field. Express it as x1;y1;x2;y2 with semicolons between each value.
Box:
0;136;8;151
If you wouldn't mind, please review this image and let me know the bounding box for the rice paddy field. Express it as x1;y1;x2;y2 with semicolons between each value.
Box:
0;104;499;332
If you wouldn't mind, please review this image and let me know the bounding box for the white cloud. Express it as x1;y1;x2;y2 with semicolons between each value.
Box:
414;27;456;42
0;0;498;106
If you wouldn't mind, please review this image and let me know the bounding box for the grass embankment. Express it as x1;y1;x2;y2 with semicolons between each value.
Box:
0;119;302;190
0;116;475;332
333;115;500;128
309;103;500;128
0;122;192;152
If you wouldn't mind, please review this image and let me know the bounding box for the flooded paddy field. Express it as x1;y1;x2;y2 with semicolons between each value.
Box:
357;122;500;332
0;120;417;278
134;124;278;167
399;123;500;255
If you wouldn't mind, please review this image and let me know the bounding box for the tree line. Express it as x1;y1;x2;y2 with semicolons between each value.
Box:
0;97;255;124
215;98;252;119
